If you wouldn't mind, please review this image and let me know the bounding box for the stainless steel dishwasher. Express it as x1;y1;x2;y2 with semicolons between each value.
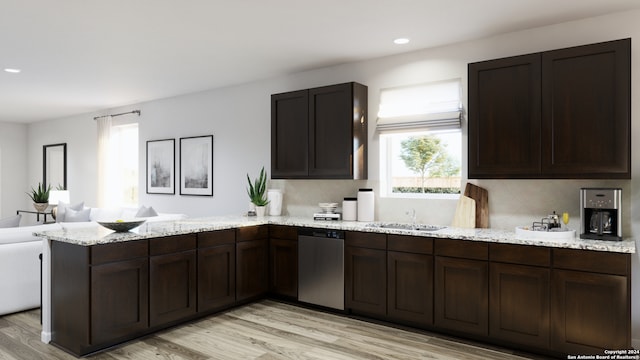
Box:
298;228;345;310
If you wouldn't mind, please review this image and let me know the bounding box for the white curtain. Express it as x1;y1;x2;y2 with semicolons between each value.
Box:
97;116;114;208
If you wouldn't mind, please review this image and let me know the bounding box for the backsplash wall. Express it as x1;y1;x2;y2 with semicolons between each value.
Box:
274;178;631;236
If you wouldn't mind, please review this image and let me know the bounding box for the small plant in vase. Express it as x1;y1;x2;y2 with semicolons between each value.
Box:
27;183;52;212
246;167;269;216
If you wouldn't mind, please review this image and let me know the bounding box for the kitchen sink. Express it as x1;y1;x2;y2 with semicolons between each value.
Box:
367;223;446;232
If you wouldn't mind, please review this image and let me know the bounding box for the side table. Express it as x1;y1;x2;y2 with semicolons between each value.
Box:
17;209;54;223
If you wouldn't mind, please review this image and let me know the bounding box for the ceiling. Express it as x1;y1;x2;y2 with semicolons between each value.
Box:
2;0;639;124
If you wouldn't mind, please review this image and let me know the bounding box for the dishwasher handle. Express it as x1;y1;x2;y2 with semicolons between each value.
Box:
298;228;344;239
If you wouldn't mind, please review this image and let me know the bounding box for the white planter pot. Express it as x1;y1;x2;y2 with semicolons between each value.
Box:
255;206;266;217
33;202;49;213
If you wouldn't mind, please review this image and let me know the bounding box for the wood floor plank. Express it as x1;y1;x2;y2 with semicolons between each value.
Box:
0;300;552;360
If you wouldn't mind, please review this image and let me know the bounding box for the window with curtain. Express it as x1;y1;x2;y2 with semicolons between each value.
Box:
377;79;463;198
110;124;139;207
97;119;139;208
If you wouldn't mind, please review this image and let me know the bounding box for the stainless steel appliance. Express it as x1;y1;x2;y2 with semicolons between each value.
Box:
298;228;344;310
580;188;622;241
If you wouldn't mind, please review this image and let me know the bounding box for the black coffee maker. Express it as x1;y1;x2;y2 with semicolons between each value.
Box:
580;188;622;241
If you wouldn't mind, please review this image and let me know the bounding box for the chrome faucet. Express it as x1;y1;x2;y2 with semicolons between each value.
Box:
406;209;417;229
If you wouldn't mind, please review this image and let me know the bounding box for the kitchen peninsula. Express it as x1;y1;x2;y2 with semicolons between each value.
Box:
37;217;635;358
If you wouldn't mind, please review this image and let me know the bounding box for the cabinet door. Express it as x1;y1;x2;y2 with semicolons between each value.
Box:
551;269;629;355
468;54;541;178
387;251;433;326
198;243;235;313
269;238;298;299
309;83;355;178
435;256;488;336
271;89;309;178
345;246;386;316
541;39;630;178
490;263;550;349
236;239;269;302
149;250;197;327
91;258;149;345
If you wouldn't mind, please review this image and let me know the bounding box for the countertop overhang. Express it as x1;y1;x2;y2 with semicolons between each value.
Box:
34;216;636;254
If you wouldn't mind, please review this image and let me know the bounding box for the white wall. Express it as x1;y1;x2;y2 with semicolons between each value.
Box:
26;8;640;343
27;114;98;212
0;122;27;219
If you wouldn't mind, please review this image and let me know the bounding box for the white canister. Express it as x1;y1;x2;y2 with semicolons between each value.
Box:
357;188;374;222
267;189;283;216
342;197;357;221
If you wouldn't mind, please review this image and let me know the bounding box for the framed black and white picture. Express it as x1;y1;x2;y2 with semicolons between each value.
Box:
146;139;175;194
180;135;213;196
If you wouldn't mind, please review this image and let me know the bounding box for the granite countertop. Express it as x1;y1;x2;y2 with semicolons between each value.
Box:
34;215;636;254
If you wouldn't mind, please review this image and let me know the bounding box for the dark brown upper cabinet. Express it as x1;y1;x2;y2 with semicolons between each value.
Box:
271;82;368;179
468;38;630;179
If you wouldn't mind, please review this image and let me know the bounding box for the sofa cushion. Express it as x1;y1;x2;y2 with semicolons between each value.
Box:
0;214;21;228
0;223;61;245
136;206;159;217
57;201;84;222
64;208;91;222
89;208;124;222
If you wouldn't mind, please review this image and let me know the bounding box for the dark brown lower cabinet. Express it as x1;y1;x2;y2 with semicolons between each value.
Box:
489;262;550;349
49;226;632;359
345;246;387;316
268;225;298;299
551;269;629;354
197;230;236;313
52;239;150;356
269;238;298;298
91;257;149;345
236;236;269;302
149;235;197;327
387;251;433;325
386;234;434;326
345;231;387;316
435;256;488;336
550;248;631;355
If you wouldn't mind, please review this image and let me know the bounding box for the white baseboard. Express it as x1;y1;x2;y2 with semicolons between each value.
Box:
41;331;52;343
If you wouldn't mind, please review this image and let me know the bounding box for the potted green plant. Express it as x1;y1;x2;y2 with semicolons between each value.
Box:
27;182;52;212
246;167;269;216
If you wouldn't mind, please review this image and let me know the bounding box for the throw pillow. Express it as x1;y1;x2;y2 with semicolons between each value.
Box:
136;206;159;217
0;214;21;228
57;201;84;222
64;208;91;222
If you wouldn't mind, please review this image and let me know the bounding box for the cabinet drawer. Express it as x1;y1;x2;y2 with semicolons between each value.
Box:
435;239;488;260
346;231;386;250
198;229;235;248
553;248;629;276
388;235;433;254
490;243;550;267
269;225;298;240
150;234;196;256
91;240;148;265
237;225;268;242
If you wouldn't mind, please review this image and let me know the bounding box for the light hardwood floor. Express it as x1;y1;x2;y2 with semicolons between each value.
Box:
0;300;554;360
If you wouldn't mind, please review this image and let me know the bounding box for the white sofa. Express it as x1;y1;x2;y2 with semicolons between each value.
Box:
0;207;187;316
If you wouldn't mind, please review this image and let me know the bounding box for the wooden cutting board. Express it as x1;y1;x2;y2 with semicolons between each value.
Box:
451;195;476;228
464;183;489;228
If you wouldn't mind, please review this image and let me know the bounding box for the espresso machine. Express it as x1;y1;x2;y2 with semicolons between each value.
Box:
580;188;622;241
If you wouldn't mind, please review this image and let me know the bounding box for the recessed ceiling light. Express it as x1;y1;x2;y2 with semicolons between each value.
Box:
393;38;410;45
4;68;21;73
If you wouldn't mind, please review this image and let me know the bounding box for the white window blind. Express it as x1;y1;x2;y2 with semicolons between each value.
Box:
377;79;462;132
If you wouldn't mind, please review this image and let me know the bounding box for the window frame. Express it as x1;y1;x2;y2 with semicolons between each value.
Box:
379;128;462;200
